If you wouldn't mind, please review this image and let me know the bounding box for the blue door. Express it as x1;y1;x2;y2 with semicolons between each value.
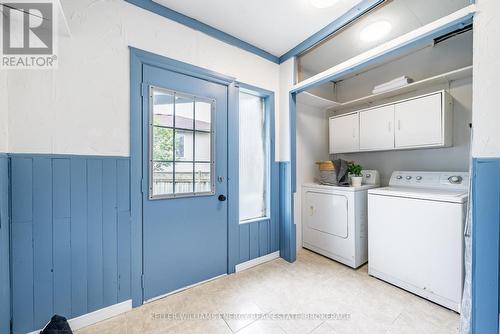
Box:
142;64;228;301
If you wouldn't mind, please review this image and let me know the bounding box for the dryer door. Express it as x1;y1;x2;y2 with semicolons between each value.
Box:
305;191;348;238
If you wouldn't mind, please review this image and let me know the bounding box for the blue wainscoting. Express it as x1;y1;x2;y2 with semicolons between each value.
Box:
238;219;279;264
0;154;10;334
471;158;500;334
9;154;131;334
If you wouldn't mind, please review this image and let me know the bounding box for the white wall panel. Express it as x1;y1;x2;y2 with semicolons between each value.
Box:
6;0;280;156
278;58;295;161
472;0;500;157
294;102;329;249
0;72;7;153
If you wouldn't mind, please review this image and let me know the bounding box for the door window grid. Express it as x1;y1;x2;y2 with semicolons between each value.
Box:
149;86;215;199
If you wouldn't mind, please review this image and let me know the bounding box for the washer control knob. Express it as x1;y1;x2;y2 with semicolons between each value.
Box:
448;176;463;184
396;175;403;180
406;176;412;180
416;176;422;181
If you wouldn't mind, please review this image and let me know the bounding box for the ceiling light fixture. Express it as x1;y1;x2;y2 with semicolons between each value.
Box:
310;0;339;9
359;20;392;42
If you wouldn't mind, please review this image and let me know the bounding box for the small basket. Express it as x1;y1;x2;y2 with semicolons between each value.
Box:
316;161;337;185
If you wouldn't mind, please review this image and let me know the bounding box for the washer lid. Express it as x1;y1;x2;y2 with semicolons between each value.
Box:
368;186;468;203
303;183;380;192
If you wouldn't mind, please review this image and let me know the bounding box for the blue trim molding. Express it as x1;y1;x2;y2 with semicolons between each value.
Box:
8;154;131;334
471;158;500;334
279;0;384;62
124;0;280;64
130;47;240;306
0;154;10;334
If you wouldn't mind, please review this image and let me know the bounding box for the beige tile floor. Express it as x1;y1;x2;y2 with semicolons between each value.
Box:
76;249;459;334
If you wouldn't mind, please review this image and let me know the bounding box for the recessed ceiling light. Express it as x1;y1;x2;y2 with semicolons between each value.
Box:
360;20;392;42
310;0;339;9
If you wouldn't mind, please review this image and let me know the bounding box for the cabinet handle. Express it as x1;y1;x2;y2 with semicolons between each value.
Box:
398;120;401;131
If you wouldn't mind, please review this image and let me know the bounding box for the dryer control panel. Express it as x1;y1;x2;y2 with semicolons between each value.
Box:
389;171;469;190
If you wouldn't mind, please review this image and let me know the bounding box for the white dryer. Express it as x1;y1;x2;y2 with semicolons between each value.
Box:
368;171;469;312
302;170;380;268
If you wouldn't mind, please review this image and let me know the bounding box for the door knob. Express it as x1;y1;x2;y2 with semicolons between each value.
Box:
218;195;227;202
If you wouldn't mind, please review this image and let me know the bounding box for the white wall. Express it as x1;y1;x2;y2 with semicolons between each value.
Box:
0;72;7;153
294;101;329;249
472;0;500;158
5;0;280;156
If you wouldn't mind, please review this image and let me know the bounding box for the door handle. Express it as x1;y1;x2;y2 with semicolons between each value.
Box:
218;195;227;202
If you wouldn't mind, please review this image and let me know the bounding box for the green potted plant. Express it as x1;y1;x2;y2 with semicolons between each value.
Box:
348;163;363;187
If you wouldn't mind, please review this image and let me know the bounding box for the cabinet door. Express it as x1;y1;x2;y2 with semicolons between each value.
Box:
395;93;443;148
329;113;359;153
360;105;395;150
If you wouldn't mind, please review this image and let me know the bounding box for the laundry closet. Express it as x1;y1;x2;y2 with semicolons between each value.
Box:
294;0;473;314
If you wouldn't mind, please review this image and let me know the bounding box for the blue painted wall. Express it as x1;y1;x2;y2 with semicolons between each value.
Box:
9;154;131;334
0;154;10;334
471;158;500;334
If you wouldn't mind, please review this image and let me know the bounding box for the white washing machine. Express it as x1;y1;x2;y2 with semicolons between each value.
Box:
302;170;380;268
368;171;469;312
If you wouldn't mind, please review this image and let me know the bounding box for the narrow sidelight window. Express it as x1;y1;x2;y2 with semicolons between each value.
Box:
239;92;268;222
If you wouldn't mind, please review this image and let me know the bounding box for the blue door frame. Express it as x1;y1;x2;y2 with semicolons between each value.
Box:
130;47;293;307
130;48;238;306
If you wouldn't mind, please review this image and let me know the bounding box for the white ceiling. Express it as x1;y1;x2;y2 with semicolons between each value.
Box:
153;0;363;57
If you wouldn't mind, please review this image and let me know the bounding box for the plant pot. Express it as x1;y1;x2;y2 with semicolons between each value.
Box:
351;176;363;187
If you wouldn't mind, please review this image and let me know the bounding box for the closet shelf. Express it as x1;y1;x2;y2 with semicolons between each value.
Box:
328;66;472;111
296;92;341;109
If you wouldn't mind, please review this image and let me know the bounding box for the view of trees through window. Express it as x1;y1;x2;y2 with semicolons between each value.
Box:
150;88;213;198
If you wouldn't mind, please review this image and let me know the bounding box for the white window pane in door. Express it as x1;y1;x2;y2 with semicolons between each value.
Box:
152;162;173;196
195;101;212;131
175;130;193;161
153;90;174;127
195;163;211;193
174;162;194;194
239;92;267;222
195;132;211;162
175;95;194;130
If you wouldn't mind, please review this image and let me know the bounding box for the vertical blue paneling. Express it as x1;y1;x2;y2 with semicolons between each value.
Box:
86;159;104;312
9;154;132;334
102;160;118;306
11;157;34;333
471;158;500;334
32;158;53;328
249;223;260;260
52;159;72;317
239;223;250;263
259;220;269;257
117;160;131;302
70;158;88;317
0;155;10;334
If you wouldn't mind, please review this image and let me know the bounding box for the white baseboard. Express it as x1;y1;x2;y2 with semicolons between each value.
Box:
235;251;280;272
144;274;227;304
28;299;132;334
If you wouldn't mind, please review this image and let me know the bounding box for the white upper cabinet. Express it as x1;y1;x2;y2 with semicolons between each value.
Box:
329;90;452;154
360;105;395;151
329;113;359;154
395;93;445;148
